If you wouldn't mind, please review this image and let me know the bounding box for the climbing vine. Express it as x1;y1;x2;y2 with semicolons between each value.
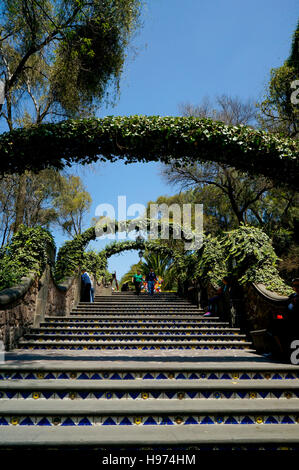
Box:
0;116;297;189
221;225;293;295
193;235;228;286
54;217;198;282
57;236;176;283
81;250;108;282
54;227;96;282
0;223;293;297
0;225;55;291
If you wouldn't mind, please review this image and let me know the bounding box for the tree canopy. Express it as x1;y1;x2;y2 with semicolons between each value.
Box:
258;20;299;137
0;0;143;118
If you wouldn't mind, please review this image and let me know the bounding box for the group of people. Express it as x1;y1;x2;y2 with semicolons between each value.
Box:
81;267;161;301
132;269;159;295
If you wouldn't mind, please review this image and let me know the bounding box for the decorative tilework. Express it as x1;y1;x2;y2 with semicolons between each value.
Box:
3;412;297;426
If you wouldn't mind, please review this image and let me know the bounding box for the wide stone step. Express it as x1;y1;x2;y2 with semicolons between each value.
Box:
1;363;299;381
42;318;227;326
1;379;299;400
93;302;190;305
0;399;299;427
67;313;212;318
71;311;206;316
76;302;200;306
72;309;204;314
70;312;206;316
93;299;191;302
41;323;228;331
91;302;195;307
78;302;199;304
0;361;299;386
1;424;298;448
17;340;252;350
44;316;222;323
23;332;246;341
95;299;191;302
34;327;240;334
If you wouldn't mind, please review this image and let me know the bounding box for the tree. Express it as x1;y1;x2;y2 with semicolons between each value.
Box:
53;174;92;238
163;96;273;227
257;20;299;137
179;94;257;127
0;170;92;246
20;169;61;228
0;0;143;232
163;163;274;227
120;261;142;288
258;64;299;137
0;174;17;246
141;250;176;291
0;0;143;117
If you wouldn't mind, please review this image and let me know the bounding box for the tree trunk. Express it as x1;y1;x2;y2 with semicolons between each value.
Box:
13;172;27;233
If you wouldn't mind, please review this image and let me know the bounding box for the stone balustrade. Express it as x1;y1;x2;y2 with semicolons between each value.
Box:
0;266;81;351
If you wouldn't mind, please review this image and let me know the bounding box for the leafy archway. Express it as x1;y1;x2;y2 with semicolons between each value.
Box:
54;220;185;282
0;223;291;296
83;239;177;290
0;116;298;190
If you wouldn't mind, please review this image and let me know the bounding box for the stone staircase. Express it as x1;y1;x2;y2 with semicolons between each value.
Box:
0;291;299;452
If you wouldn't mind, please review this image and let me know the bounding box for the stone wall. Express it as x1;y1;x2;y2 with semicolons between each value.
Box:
45;268;81;319
95;284;112;296
0;266;81;351
0;274;38;350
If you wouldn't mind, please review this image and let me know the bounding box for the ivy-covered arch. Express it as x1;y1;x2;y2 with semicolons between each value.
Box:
54;217;292;296
54;218;189;282
100;239;175;276
180;225;292;296
0;223;292;296
0;116;298;190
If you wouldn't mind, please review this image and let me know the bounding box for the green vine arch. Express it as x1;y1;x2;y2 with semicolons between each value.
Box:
54;220;292;296
54;217;200;282
0;224;292;296
0;116;298;190
55;228;183;283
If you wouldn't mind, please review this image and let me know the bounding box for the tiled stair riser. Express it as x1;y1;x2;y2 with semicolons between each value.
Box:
1;292;299;449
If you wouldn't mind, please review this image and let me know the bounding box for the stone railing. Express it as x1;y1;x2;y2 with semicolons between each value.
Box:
243;283;289;354
179;278;290;336
0;266;81;351
243;283;288;331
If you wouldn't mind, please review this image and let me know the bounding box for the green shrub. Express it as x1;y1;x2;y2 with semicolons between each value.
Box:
0;225;55;291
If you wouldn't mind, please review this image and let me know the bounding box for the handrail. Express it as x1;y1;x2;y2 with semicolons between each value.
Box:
251;283;289;303
0;267;79;308
0;272;36;307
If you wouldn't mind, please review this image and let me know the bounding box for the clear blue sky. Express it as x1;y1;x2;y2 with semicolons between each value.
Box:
53;0;297;280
